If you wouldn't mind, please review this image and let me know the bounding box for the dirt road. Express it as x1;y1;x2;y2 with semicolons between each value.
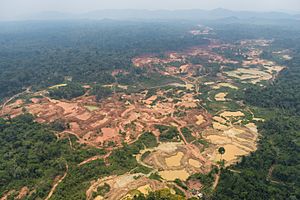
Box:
1;87;30;114
212;169;221;190
45;163;68;200
78;152;111;166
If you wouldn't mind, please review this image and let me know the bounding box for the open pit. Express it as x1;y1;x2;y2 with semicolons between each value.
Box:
159;170;190;181
86;174;167;200
1;84;211;149
165;152;184;167
202;121;259;165
137;142;211;181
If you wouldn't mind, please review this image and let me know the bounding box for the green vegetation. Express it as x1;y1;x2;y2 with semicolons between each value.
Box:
138;74;184;89
48;82;86;100
0;21;208;102
154;124;169;133
173;186;186;197
189;173;214;188
155;125;180;142
0;114;105;199
131;165;152;174
149;172;162;181
90;85;113;101
141;151;151;161
180;127;195;143
51;132;157;199
0;114;64;199
218;147;225;160
174;178;188;190
245;57;300;115
173;110;187;117
49;119;69;131
213;27;300;200
189;167;219;197
140;132;158;148
195;139;210;152
145;88;157;99
92;183;110;198
1;19;300;200
0;114;158;199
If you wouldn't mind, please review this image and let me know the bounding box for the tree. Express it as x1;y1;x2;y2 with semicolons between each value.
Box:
218;147;225;160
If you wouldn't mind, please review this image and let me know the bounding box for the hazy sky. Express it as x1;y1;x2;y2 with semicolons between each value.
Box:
0;0;300;20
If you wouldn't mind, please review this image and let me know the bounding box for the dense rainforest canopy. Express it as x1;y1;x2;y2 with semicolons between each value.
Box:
212;23;300;200
0;19;299;200
0;20;208;101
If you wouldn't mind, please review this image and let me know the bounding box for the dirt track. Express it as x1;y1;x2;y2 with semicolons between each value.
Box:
1;87;30;115
45;163;68;200
1;38;284;199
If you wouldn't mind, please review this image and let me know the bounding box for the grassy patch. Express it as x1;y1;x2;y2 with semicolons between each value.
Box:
92;183;110;198
155;125;181;142
180;127;195;143
141;151;151;161
149;172;162;181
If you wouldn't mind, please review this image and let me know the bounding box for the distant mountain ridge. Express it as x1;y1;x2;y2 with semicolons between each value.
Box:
16;8;300;21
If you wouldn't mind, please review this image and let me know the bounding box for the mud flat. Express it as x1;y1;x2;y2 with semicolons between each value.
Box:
203;121;259;165
206;134;232;144
214;144;247;161
196;114;205;125
225;68;272;83
224;127;245;137
215;93;227;101
212;82;238;90
137;142;210;182
220;111;244;119
159;169;190;181
213;116;227;124
213;122;228;130
188;159;201;168
177;93;198;108
154;142;183;153
165;152;184;167
84;105;99;111
137;184;151;195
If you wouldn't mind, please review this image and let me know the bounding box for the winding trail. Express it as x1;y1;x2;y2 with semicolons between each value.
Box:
78;152;112;166
177;125;188;145
266;164;283;185
45;163;68;200
61;131;99;148
170;182;191;199
212;168;221;190
1;87;31;114
68;136;75;150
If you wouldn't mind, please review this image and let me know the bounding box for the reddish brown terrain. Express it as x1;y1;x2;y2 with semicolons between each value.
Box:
0;35;288;200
